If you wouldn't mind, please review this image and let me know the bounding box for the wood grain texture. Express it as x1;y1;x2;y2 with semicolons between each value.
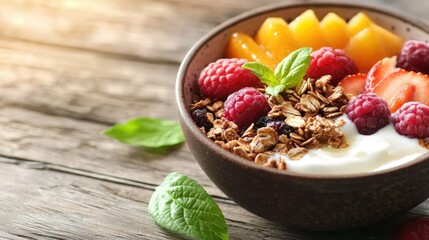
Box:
0;0;428;239
0;106;228;198
0;39;178;123
1;161;427;240
0;0;260;62
0;0;425;63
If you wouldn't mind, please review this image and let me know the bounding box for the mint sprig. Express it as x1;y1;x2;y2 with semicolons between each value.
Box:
149;172;228;240
243;47;312;96
103;117;185;149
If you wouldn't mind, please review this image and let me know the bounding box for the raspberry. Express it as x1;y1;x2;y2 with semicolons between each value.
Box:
391;102;429;138
393;217;429;240
223;87;270;129
306;47;358;86
345;93;390;135
397;40;429;75
198;58;262;100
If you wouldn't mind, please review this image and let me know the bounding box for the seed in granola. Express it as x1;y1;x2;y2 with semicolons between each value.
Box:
207;112;215;123
285;115;306;128
295;79;309;95
255;153;270;165
322;106;339;113
250;127;278;153
281;102;301;118
278;160;286;170
268;159;278;168
300;94;321;112
237;138;252;152
315;90;330;104
241;123;256;138
212;101;224;112
287;147;308;160
191;108;213;130
233;146;250;160
300;137;316;147
191;98;211;111
315;75;331;90
328;134;349;148
419;138;429;150
324;112;343;118
222;128;239;141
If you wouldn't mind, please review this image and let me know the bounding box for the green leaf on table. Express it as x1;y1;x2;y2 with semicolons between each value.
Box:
242;47;311;97
103;117;185;149
275;47;311;89
149;172;228;240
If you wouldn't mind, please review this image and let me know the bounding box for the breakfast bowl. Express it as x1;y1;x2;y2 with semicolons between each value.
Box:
176;1;429;231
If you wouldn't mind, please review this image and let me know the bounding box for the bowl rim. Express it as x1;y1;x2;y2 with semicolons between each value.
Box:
176;0;429;180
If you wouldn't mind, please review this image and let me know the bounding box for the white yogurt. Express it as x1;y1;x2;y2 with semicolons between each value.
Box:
274;116;428;175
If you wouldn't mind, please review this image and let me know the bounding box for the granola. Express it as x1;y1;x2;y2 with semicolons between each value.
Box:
191;76;352;170
419;138;429;150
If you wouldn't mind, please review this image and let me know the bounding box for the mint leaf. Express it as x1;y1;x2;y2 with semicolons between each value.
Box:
243;48;311;97
243;62;278;86
266;85;286;96
274;47;311;89
149;173;228;240
104;118;185;149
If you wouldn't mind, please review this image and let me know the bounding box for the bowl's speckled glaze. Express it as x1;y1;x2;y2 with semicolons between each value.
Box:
176;1;429;230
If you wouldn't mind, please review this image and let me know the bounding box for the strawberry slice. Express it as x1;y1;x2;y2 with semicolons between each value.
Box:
373;69;429;112
338;73;367;96
389;84;416;112
365;56;397;92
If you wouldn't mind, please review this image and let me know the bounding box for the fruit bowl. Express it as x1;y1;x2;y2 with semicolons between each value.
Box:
176;1;429;230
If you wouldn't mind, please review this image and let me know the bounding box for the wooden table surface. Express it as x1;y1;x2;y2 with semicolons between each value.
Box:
0;0;428;239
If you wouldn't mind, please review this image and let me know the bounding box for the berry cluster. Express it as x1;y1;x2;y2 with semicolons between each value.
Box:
194;37;429;151
345;93;429;138
197;58;270;130
338;39;429;138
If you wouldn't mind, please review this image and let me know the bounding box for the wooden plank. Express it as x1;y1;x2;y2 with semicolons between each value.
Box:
1;161;425;240
0;105;230;198
0;162;179;240
0;0;426;63
0;39;178;124
0;0;265;63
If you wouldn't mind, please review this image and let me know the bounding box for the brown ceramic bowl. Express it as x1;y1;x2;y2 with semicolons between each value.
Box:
176;1;429;231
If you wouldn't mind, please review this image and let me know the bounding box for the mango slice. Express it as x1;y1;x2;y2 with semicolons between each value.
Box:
320;12;350;49
226;32;277;69
347;12;373;37
347;12;403;55
345;26;390;72
255;17;299;64
289;10;327;50
372;24;404;55
226;11;404;74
